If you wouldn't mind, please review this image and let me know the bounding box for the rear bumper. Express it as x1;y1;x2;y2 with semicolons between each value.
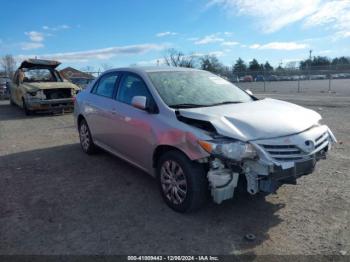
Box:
27;98;74;111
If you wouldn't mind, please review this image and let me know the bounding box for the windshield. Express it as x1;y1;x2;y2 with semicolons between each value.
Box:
22;68;62;83
148;71;253;108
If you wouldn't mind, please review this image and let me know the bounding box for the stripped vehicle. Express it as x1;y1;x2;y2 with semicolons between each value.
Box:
9;59;80;115
74;67;336;212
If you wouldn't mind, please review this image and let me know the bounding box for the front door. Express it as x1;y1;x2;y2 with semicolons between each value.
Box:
108;73;159;171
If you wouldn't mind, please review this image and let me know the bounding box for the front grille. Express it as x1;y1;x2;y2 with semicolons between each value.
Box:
260;144;304;161
43;88;72;100
260;131;330;162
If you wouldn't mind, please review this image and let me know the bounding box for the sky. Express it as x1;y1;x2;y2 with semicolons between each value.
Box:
0;0;349;71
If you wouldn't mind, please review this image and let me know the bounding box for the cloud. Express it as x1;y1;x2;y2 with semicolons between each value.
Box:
303;1;350;40
22;31;45;50
42;24;71;31
17;43;166;63
25;31;44;42
194;34;224;45
156;31;177;37
208;51;225;57
249;44;261;49
208;0;320;33
21;42;44;50
249;42;308;50
206;0;350;38
221;41;239;46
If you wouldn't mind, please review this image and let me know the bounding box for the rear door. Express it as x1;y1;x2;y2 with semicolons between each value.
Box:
84;72;120;145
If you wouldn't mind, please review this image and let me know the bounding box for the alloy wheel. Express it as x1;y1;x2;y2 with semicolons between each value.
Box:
160;160;187;205
79;122;90;151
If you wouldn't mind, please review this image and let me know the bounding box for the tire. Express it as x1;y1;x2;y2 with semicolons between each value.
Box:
78;118;97;154
22;98;32;115
157;150;209;213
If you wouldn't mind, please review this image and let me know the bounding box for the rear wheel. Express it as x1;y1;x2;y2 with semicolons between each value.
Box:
157;150;209;213
79;118;97;154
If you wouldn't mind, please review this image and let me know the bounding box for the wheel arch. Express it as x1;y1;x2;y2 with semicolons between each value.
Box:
153;145;191;169
77;114;86;127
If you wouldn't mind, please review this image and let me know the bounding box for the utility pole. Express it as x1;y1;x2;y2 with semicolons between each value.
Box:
308;49;312;80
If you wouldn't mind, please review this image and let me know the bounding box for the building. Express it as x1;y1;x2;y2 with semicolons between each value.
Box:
60;67;95;88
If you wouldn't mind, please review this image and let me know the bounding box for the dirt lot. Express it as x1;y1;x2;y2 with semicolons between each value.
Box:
0;92;349;256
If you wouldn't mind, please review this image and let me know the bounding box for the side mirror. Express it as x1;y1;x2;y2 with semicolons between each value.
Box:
246;89;253;96
131;96;147;110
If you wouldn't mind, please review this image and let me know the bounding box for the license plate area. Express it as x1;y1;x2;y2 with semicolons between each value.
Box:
271;157;316;180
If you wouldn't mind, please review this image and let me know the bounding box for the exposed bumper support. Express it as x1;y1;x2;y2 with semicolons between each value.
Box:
207;126;336;204
26;98;74;111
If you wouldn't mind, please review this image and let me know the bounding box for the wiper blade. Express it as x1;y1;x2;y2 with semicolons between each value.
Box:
169;103;209;109
208;101;242;106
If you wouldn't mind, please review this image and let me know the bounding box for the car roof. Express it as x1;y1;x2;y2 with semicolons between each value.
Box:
103;66;202;75
19;59;61;69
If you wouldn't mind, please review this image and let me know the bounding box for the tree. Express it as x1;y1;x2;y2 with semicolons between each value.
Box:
0;54;17;79
248;59;261;71
313;56;331;67
299;56;331;70
263;61;273;71
80;66;95;72
285;61;298;69
200;55;223;74
163;49;196;68
331;56;350;65
100;63;113;71
233;58;247;74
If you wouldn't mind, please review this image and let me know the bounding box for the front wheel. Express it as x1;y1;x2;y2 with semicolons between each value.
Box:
157;150;209;213
10;97;15;106
22;98;33;115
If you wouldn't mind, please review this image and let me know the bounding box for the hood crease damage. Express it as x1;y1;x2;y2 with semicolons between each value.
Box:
178;98;322;141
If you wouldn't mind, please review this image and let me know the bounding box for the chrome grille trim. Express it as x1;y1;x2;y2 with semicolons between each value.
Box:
254;127;333;163
260;144;304;161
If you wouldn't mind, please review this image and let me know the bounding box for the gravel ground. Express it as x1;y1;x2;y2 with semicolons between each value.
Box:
0;92;349;256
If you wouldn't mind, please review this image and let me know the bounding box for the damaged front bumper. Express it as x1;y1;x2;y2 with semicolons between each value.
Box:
26;98;75;112
206;125;336;204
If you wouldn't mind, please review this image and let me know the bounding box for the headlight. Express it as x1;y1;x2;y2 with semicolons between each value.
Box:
27;90;45;99
198;139;257;161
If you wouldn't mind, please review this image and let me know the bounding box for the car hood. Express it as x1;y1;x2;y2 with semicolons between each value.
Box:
22;82;80;92
178;98;321;141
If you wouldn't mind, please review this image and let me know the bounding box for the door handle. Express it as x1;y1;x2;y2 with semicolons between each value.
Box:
110;108;117;115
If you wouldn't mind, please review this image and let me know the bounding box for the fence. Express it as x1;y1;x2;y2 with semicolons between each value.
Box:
227;65;350;95
82;64;350;95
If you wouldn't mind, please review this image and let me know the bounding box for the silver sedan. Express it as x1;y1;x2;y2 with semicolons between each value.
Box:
74;67;336;212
